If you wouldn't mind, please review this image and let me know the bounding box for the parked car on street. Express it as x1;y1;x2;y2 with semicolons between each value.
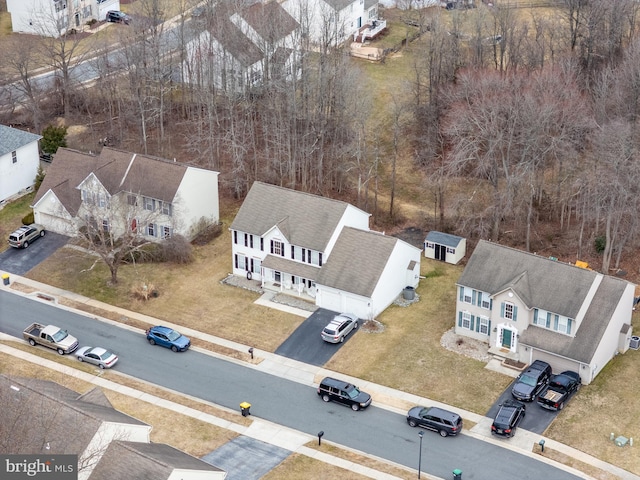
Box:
536;370;581;411
317;377;371;411
76;346;119;369
511;359;552;401
491;399;526;437
8;224;45;249
107;10;132;24
321;313;359;343
406;406;463;437
146;326;190;352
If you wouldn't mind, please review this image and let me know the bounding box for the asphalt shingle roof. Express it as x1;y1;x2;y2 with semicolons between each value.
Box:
0;124;41;156
242;1;298;43
425;231;464;248
230;181;364;252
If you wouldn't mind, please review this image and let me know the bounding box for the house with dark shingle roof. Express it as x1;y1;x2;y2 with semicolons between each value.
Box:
424;231;466;264
0;375;225;479
32;147;219;241
455;240;635;384
230;182;421;318
0;124;42;203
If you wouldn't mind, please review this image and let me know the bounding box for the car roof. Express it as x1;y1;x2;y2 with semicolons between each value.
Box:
151;325;174;334
321;377;352;389
529;359;550;371
88;347;108;355
425;407;460;421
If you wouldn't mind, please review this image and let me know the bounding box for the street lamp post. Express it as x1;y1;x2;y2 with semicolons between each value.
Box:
418;430;424;479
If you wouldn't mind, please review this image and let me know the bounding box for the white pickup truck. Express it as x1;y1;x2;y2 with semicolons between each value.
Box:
23;323;79;355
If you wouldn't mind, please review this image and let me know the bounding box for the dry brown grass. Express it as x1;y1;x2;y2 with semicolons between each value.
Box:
261;453;372;480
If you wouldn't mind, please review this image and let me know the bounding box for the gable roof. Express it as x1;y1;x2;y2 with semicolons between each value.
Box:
425;231;464;248
33;147;190;215
323;0;357;11
90;441;223;480
230;181;367;252
0;124;42;156
458;240;599;318
316;227;400;297
242;1;298;44
210;4;264;67
519;275;627;363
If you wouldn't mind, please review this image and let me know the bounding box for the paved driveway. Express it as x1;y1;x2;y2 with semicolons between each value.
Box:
275;308;359;366
0;231;69;275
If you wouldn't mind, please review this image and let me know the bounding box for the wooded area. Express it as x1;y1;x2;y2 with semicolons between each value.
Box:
1;0;639;274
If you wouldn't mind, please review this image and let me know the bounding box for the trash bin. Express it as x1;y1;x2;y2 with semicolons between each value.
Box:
2;274;9;286
403;286;415;300
240;402;251;417
453;469;462;480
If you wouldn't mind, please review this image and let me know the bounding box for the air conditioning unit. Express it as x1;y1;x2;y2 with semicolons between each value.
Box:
630;336;640;350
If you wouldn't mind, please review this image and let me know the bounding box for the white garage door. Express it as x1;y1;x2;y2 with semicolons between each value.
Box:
533;350;581;376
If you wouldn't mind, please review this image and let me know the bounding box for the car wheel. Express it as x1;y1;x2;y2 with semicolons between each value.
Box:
340;336;344;343
354;322;358;329
322;394;330;402
23;241;29;248
77;356;83;362
408;419;418;427
57;348;64;355
99;364;105;369
171;345;178;352
558;402;564;411
28;338;36;346
351;403;360;411
148;338;155;345
439;430;448;437
40;231;45;237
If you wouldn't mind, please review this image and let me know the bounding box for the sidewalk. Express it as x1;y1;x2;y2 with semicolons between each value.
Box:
1;271;636;480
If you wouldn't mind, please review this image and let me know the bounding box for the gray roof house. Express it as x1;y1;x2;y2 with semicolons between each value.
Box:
32;147;219;242
0;375;225;479
424;231;466;265
230;182;421;319
0;124;42;203
455;240;635;384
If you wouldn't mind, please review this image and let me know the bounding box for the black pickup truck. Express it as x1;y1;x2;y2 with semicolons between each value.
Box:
536;371;581;411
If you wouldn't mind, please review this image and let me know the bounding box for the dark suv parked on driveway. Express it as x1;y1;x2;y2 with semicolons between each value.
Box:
491;399;526;437
511;359;552;401
317;377;371;411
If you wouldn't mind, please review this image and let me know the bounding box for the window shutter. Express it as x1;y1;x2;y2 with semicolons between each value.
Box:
458;311;462;327
533;309;538;324
319;252;323;266
281;245;285;257
513;306;518;321
302;249;306;262
487;320;491;335
554;315;559;330
459;287;464;302
567;318;572;334
472;290;477;306
250;258;254;272
244;233;248;246
270;240;274;254
470;315;475;331
546;312;551;328
291;245;294;259
234;255;238;269
250;235;253;248
233;231;237;244
500;302;505;318
490;299;493;310
260;238;264;251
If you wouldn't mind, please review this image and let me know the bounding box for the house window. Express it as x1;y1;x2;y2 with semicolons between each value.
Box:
161;202;172;216
478;316;490;335
236;254;246;270
425;242;434;249
252;258;261;274
447;247;455;254
82;189;95;205
462;287;472;304
102;219;109;232
462;312;471;329
11;151;17;164
162;226;171;238
127;194;137;206
272;240;283;256
480;292;491;309
504;302;514;320
97;193;106;208
144;197;155;211
147;223;156;237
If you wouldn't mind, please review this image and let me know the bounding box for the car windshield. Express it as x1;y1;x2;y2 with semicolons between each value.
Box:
97;350;111;360
519;374;537;387
166;330;182;342
52;330;68;342
346;386;361;399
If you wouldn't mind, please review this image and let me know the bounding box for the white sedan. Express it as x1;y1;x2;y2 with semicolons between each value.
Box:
76;346;119;369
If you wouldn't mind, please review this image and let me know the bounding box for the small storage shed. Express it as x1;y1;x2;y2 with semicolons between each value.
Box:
424;231;466;265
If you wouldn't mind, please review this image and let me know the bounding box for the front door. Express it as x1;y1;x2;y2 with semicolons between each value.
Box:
502;328;512;348
435;244;446;261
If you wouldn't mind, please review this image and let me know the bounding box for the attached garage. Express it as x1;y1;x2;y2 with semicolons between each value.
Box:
529;349;583;377
316;286;371;319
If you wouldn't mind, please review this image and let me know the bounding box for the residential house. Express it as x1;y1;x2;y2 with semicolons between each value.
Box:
6;0;120;37
455;240;635;384
230;182;421;318
0;125;42;203
184;1;299;92
424;231;466;265
0;375;225;479
32;147;219;241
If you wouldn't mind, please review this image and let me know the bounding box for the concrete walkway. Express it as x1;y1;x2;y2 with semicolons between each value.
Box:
1;271;637;480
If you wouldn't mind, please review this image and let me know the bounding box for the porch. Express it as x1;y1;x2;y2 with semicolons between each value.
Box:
488;345;528;372
261;281;318;311
354;19;387;43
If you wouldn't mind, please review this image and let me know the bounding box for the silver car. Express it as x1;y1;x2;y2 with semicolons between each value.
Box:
321;313;359;343
8;224;45;249
76;346;119;369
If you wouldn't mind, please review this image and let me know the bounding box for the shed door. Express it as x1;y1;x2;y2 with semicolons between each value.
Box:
434;244;446;261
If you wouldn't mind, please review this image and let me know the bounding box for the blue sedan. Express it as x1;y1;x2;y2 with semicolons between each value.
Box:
145;326;190;352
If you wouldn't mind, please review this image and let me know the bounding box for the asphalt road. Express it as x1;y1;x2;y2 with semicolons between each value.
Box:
0;232;69;275
0;289;582;480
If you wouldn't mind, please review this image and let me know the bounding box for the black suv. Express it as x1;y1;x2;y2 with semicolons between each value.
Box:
511;359;552;401
491;399;526;437
317;377;372;411
406;406;463;437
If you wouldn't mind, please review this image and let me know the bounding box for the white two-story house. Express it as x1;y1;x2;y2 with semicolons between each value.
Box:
455;240;635;385
0;124;42;203
32;147;219;241
230;181;421;319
